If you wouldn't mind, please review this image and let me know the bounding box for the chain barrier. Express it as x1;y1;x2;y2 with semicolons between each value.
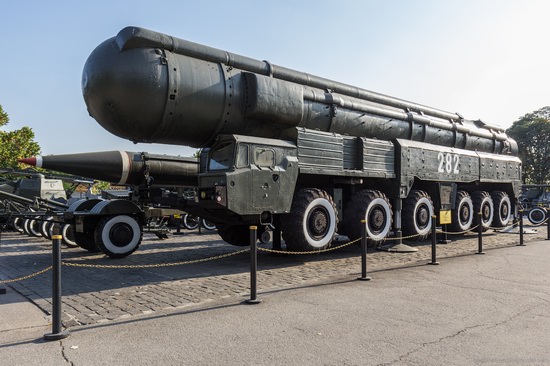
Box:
61;248;250;269
0;266;52;284
1;214;547;283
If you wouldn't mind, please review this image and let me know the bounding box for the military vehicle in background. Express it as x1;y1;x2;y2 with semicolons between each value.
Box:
43;26;523;256
0;168;94;245
520;184;550;225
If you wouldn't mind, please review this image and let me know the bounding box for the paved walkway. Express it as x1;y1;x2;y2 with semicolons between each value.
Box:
1;233;549;365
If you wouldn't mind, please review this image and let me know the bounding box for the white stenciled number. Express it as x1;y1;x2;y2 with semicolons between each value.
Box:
438;152;460;174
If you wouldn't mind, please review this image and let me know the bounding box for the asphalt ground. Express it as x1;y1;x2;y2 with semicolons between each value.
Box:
0;221;547;327
0;222;549;365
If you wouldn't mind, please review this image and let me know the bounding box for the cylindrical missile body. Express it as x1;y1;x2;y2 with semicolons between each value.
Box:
19;151;198;187
82;26;517;155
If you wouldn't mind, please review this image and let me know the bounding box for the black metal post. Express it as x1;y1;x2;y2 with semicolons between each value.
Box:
44;223;70;340
438;224;450;244
245;225;261;304
519;210;525;246
429;215;439;265
476;212;485;254
0;229;5;295
546;209;550;241
357;220;371;281
173;215;184;235
272;216;282;251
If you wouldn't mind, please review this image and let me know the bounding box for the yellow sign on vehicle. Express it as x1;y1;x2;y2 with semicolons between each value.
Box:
440;210;452;225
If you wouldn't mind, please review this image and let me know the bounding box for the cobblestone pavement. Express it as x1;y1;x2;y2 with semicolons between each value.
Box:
0;221;547;327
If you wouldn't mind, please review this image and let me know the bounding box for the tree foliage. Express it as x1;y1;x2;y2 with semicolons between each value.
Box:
506;106;550;184
0;104;41;169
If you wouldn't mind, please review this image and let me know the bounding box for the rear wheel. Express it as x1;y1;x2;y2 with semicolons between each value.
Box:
342;189;392;246
472;191;494;232
201;219;216;231
94;215;142;258
491;191;511;227
281;188;338;252
450;191;473;233
402;190;434;241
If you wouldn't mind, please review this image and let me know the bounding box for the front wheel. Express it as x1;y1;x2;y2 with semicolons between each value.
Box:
281;188;338;252
94;215;142;258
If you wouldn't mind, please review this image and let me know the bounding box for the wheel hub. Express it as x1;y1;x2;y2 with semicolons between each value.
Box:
459;203;470;224
369;206;386;233
416;204;429;229
307;207;329;239
110;223;133;247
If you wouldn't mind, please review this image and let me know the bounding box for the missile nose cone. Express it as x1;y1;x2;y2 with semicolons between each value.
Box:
18;157;40;167
82;36;167;143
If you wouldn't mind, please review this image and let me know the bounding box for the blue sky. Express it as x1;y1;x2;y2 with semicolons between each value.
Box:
1;0;548;157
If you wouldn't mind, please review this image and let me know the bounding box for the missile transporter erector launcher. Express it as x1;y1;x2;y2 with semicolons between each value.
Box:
77;26;520;253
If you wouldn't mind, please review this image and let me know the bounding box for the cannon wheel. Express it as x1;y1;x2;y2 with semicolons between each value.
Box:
450;191;473;234
342;189;392;246
402;190;434;241
182;214;200;230
281;188;338;251
62;224;79;248
94;215;142;259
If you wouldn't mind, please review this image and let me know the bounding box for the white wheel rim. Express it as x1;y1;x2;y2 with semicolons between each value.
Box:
457;196;474;231
414;197;433;236
479;197;494;228
302;197;336;248
364;197;392;241
497;196;511;225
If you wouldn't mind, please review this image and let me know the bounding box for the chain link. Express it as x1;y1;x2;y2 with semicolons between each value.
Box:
61;248;250;269
257;237;362;255
0;266;52;284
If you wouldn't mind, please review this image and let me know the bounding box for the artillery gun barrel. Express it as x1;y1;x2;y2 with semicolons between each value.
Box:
0;190;62;211
82;26;517;155
19;151;198;187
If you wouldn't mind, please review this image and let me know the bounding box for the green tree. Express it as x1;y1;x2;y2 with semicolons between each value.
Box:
0;104;41;169
506;106;550;184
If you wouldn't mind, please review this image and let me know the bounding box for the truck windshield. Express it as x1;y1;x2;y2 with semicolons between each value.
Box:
209;142;235;171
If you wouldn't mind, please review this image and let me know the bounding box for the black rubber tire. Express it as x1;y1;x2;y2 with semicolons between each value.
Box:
27;218;43;237
342;189;392;247
217;224;266;246
402;190;434;241
450;191;473;234
12;217;24;233
491;191;511;228
94;215;143;258
527;207;547;225
472;191;494;232
280;188;338;251
183;214;200;230
201;219;217;231
74;231;99;252
40;217;54;240
62;224;80;248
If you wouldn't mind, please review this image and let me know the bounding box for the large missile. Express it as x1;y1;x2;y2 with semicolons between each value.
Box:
82;26;518;155
19;151;198;187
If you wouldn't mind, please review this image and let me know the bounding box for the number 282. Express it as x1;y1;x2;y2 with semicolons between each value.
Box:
437;152;460;174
